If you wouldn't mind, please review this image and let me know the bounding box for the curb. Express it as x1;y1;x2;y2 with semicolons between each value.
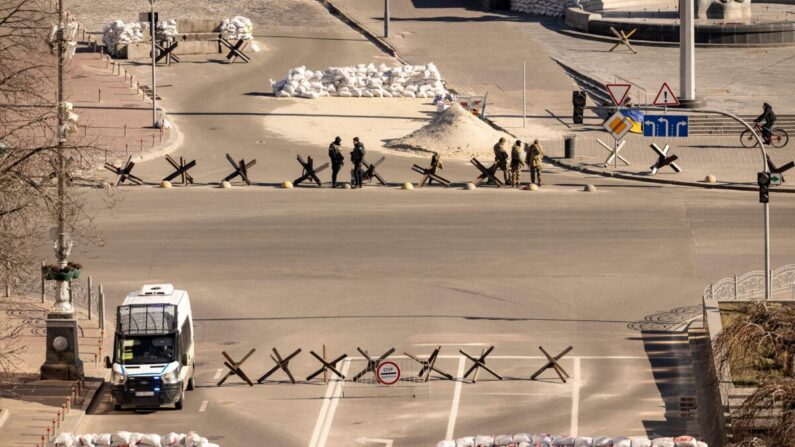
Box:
318;0;405;62
557;27;795;49
547;157;795;193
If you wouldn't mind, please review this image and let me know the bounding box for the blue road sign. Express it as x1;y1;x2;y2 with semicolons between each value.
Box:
643;115;689;137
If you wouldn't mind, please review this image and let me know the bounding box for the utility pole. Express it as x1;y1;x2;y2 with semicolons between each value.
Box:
384;0;390;38
150;0;158;128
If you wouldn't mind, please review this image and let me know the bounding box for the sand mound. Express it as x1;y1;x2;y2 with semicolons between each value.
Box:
386;103;512;158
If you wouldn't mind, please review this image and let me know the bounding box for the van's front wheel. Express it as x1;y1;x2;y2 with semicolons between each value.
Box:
175;389;184;410
187;366;195;391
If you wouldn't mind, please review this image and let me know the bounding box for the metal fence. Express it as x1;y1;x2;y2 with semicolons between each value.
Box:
702;264;795;302
341;357;431;398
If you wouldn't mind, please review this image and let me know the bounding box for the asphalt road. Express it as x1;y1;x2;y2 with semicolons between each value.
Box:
72;15;795;447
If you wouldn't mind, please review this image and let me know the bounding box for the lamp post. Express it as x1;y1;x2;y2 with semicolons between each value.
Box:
41;0;83;380
150;0;158;128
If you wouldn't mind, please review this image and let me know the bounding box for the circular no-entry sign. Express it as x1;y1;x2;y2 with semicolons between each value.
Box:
376;361;401;385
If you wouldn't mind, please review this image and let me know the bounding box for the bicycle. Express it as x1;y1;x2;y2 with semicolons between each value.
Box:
740;122;789;148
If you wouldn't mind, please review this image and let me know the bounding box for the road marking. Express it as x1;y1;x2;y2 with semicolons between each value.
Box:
308;363;343;447
570;357;581;437
445;356;466;440
317;360;351;447
199;400;208;412
212;369;222;380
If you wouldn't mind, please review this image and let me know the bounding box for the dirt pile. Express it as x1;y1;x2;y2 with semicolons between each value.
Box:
386;103;511;159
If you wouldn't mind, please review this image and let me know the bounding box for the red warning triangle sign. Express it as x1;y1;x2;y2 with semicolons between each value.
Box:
653;82;679;106
606;83;631;107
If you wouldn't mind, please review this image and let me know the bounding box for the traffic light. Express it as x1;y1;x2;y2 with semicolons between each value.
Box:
758;172;770;204
572;91;586;124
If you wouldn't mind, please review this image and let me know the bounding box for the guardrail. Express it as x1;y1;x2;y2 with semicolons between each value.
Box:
702;264;795;302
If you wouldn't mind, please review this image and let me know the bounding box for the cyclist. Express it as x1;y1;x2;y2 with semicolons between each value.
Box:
755;102;777;145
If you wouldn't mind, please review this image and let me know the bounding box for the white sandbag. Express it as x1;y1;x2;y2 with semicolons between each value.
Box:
614;438;631;447
495;434;513;446
278;90;291;97
53;432;74;447
554;436;576;446
438;442;456;447
161;433;184;446
339;91;352;97
111;431;132;444
630;438;651;447
362;90;374;98
575;437;594;447
594;438;614;447
474;435;495;447
673;437;697;447
78;434;96;447
94;434;112;446
138;433;162;446
513;434;532;443
651;439;674;447
456;438;475;447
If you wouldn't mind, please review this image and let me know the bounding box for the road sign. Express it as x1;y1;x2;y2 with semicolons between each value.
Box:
376;361;400;385
653;82;679;107
770;172;783;186
643;115;689;137
603;111;632;140
606;83;631;106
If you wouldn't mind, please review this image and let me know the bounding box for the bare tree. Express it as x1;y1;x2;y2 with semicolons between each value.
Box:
0;0;111;297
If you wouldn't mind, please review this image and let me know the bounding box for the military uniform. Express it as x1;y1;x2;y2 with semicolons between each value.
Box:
351;140;366;188
509;142;524;188
328;140;345;187
527;142;544;186
493;140;509;184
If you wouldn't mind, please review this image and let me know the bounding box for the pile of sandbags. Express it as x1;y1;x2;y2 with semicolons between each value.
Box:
102;20;147;51
102;19;178;53
510;0;567;17
437;434;707;447
270;63;448;99
156;19;178;42
52;431;220;447
221;16;253;41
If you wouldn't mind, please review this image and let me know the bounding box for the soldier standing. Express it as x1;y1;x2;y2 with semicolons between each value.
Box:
350;137;366;188
509;140;524;188
493;137;509;185
526;139;544;187
428;152;444;185
328;136;345;188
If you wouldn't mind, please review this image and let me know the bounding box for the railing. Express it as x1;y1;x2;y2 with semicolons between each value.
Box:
703;264;795;302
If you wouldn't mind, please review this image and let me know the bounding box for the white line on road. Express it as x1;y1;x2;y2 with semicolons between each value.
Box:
317;360;351;447
199;400;208;413
570;357;581;437
308;363;342;447
445;356;466;440
212;369;222;380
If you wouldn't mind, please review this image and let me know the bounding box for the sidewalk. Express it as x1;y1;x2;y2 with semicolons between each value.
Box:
539;131;795;189
0;292;109;446
66;47;178;166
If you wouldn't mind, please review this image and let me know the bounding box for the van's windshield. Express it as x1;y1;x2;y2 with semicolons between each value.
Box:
115;334;176;364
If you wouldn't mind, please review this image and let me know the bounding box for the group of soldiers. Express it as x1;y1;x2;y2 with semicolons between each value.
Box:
328;136;367;188
493;137;544;188
326;135;544;188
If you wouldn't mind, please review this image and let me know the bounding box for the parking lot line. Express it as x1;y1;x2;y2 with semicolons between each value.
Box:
445;356;466;440
570;357;581;437
212;369;222;381
199;400;208;413
309;364;342;447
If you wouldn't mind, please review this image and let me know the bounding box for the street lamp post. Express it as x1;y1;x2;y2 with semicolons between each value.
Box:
41;0;83;380
150;0;158;128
